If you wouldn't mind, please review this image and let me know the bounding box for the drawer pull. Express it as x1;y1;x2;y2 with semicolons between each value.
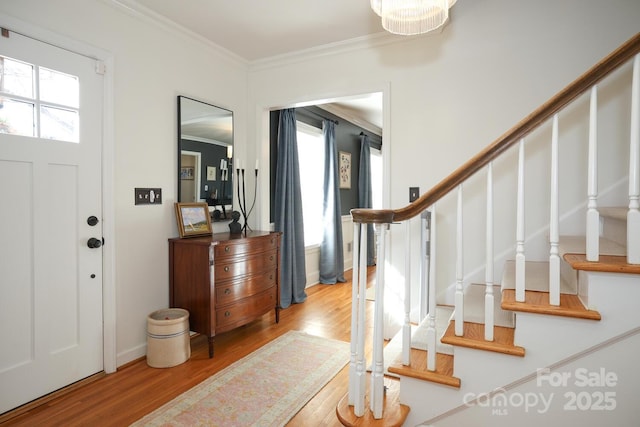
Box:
225;311;231;317
270;274;273;280
224;288;231;295
224;246;231;253
270;255;274;261
224;266;230;272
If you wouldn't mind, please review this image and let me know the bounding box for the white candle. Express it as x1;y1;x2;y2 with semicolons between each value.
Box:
220;158;224;169
227;145;233;159
255;159;259;170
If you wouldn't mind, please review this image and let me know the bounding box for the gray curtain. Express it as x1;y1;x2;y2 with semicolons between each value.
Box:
274;109;307;307
319;120;345;284
358;133;375;266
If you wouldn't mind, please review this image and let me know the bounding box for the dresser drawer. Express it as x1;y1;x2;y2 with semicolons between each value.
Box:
215;287;276;331
214;250;277;280
214;234;278;259
215;271;276;306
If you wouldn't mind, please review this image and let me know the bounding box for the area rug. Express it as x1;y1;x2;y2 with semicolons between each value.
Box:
131;330;349;427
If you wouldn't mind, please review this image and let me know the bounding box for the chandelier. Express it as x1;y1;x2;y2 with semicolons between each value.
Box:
370;0;457;36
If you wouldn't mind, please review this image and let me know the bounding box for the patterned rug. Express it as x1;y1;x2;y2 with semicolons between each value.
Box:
131;330;350;427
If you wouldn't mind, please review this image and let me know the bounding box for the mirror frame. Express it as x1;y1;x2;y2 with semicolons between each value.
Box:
177;96;233;219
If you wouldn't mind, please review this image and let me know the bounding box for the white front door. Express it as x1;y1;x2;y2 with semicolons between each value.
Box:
0;29;104;414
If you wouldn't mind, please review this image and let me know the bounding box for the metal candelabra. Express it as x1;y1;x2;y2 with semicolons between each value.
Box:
236;166;258;235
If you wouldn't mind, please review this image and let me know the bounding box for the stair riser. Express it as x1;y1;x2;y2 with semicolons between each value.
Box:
601;216;627;247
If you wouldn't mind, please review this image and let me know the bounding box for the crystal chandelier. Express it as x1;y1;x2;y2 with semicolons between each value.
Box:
371;0;457;36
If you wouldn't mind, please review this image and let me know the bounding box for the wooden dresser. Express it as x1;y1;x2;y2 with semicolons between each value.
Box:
168;231;281;357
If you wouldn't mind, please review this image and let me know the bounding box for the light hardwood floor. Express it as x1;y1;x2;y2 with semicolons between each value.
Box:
1;267;376;426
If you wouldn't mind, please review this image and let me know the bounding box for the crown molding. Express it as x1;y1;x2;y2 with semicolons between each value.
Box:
248;31;414;72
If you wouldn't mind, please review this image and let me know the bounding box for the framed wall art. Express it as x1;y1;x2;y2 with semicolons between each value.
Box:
339;151;351;189
174;202;212;238
206;166;217;181
180;166;194;180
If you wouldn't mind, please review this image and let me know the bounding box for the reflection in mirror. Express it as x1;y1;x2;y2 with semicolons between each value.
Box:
178;96;233;220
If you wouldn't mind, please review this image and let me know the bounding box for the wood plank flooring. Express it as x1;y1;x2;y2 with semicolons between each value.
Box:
1;267;377;427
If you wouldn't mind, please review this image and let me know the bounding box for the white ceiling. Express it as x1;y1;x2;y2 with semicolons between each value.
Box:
126;0;386;129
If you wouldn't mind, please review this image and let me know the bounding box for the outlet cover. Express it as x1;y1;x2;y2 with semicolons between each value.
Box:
409;187;420;202
135;188;162;205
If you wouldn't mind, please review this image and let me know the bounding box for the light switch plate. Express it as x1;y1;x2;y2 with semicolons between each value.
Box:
135;188;162;205
409;187;420;202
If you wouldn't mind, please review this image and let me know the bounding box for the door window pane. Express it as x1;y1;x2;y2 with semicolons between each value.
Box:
0;98;35;137
0;56;34;98
39;67;79;108
40;106;78;142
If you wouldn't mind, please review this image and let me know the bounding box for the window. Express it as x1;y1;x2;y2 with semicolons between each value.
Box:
0;55;79;142
296;120;325;247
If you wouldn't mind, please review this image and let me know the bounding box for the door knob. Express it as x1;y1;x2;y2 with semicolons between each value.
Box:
87;238;102;249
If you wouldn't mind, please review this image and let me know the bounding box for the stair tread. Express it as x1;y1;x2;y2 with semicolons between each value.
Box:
559;235;626;256
336;376;409;427
501;289;601;320
462;283;515;328
501;260;576;294
599;206;627;221
564;253;640;274
387;348;461;388
440;321;525;357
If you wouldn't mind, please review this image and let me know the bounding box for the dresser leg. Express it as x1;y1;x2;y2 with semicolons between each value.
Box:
208;336;214;358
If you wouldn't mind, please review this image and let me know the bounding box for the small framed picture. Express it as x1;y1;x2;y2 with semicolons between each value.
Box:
339;151;351;189
180;166;194;180
174;202;212;238
206;166;216;181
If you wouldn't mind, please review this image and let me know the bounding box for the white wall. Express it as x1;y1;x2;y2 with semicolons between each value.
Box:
248;0;640;327
0;0;248;366
2;0;639;369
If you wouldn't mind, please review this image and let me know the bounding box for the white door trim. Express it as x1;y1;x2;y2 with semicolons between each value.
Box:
0;13;117;374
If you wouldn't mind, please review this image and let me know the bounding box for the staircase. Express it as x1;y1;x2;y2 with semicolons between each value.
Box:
338;33;640;426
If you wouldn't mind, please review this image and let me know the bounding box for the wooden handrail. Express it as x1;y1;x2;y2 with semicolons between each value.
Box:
352;32;640;224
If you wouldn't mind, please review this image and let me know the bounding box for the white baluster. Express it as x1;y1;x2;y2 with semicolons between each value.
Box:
420;211;430;320
348;223;360;408
485;163;494;341
426;206;437;371
370;223;389;419
628;54;640;264
455;185;465;336
355;224;368;416
549;114;561;306
403;219;411;366
587;85;600;261
516;139;526;302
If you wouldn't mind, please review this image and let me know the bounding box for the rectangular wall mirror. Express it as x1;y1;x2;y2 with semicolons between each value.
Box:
178;96;233;218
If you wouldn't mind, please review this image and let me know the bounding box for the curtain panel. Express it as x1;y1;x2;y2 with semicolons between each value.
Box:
274;109;307;307
319;119;346;284
358;133;375;266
